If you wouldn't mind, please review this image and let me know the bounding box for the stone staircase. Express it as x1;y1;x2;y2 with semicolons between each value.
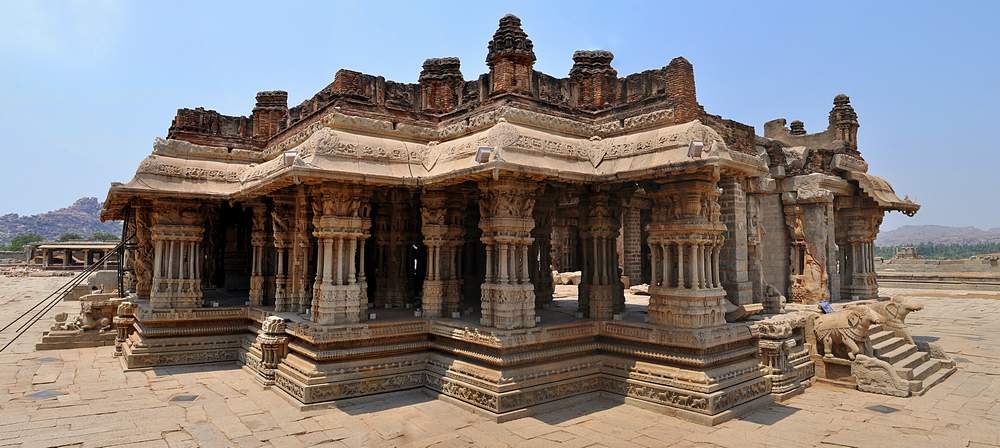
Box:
865;324;956;396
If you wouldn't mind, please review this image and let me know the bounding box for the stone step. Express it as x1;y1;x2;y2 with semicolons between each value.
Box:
880;344;918;364
894;351;929;370
912;359;942;381
916;364;956;396
868;330;895;345
873;336;906;356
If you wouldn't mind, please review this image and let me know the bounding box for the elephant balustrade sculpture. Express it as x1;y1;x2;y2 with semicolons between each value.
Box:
813;306;883;360
868;296;923;344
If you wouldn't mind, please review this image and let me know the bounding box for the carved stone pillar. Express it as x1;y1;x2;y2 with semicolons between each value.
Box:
646;172;727;328
578;190;623;320
271;197;294;312
249;203;267;307
113;301;137;357
530;189;555;309
478;178;539;329
836;197;883;300
421;191;448;317
150;200;205;309
621;193;649;285
290;187;313;312
311;184;372;325
719;176;753;305
133;201;153;300
374;189;418;308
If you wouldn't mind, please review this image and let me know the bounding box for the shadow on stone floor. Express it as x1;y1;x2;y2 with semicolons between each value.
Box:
530;396;625;425
149;361;243;377
336;388;436;415
738;403;801;425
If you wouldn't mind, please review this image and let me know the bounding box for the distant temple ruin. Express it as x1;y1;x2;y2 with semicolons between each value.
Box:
92;15;942;423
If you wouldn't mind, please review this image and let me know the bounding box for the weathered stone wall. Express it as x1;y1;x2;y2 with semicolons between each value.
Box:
759;194;789;296
720;177;752;304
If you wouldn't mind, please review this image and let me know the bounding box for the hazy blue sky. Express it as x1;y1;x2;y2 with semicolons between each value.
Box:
1;1;996;230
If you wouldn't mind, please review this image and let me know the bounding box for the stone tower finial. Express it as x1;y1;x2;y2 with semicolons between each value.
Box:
789;120;806;135
570;50;618;110
419;57;464;114
486;14;535;95
252;90;288;142
829;93;859;150
665;57;698;121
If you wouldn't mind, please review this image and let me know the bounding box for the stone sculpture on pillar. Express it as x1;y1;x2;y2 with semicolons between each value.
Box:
478;178;538;329
646;171;727;328
311;184;372;325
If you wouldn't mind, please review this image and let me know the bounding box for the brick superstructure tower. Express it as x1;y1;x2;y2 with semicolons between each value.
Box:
487;14;535;95
664;57;699;122
419;57;464;114
570;50;618;110
829;94;860;153
252;90;288;143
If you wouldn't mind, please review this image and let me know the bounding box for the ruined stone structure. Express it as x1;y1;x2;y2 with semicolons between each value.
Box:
97;16;928;423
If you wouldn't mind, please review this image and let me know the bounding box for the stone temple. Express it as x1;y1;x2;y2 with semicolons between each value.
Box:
91;15;949;424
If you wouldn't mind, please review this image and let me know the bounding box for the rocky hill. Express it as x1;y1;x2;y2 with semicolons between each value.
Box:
0;197;121;244
877;225;1000;246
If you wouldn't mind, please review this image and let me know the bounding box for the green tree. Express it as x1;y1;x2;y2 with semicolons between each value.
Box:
3;233;43;251
57;233;84;242
91;231;118;241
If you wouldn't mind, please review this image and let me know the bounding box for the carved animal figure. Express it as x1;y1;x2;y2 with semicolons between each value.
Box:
868;297;923;344
813;306;882;360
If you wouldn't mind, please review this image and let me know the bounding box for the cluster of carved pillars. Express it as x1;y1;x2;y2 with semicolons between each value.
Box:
646;172;728;328
310;185;372;324
373;190;418;309
836;199;882;300
578;189;625;320
478;179;539;329
420;190;466;318
149;200;204;309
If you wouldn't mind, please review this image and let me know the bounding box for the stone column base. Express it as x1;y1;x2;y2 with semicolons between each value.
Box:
313;284;365;324
481;284;535;329
588;284;618;320
422;280;445;317
647;287;727;328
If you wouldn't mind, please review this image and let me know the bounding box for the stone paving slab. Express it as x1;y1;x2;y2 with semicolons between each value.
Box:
1;277;999;447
